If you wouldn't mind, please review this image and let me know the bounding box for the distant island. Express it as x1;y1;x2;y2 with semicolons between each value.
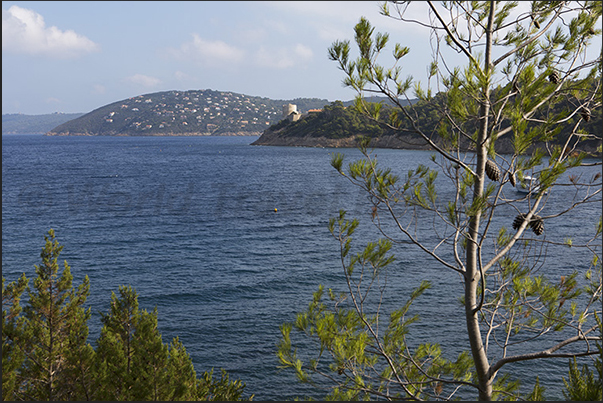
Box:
253;95;602;156
44;90;329;137
2;112;84;135
252;100;430;149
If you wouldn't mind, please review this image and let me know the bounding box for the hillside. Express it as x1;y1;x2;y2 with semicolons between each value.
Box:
2;113;84;134
253;96;602;156
46;90;329;136
252;100;429;149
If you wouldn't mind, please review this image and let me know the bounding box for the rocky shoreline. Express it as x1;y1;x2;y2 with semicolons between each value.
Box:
251;132;432;150
251;128;602;157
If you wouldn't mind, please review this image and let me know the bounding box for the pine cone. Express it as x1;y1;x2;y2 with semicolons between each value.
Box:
485;160;501;181
508;171;516;187
532;16;540;29
549;71;560;84
580;107;591;122
529;215;544;236
512;213;528;230
513;213;544;235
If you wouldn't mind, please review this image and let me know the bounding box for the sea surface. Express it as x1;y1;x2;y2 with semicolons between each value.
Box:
2;134;600;400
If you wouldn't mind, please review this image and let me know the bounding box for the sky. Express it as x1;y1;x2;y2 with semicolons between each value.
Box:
2;1;601;115
3;1;426;115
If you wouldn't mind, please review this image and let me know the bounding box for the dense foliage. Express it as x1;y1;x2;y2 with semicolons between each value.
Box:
263;88;601;155
268;101;391;139
2;230;251;401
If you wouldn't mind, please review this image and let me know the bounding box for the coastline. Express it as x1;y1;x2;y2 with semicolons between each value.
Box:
251;129;602;157
251;131;433;150
45;131;263;137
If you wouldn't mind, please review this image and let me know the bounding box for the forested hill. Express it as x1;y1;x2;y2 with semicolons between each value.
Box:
45;90;329;136
252;100;423;148
2;113;84;134
253;97;602;156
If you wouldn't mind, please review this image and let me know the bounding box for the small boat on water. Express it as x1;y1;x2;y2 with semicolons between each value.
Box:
516;175;545;194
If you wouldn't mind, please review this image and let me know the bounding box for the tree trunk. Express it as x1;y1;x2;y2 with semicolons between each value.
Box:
465;2;495;400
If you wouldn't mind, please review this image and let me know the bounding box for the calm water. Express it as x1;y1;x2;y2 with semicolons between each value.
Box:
2;134;600;400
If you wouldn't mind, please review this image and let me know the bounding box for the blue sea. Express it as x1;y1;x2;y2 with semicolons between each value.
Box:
2;134;600;400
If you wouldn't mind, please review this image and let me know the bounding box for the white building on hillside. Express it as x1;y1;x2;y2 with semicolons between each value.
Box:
282;103;301;122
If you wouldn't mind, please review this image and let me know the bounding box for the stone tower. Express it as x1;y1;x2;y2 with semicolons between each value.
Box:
282;103;297;118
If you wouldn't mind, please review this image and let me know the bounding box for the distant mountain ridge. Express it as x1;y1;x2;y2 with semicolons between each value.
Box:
2;113;84;134
45;90;331;136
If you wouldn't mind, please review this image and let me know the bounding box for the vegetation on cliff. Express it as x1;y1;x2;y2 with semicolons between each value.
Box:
256;85;601;155
267;101;393;139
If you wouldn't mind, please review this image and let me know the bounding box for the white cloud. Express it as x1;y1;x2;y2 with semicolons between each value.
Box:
2;5;99;58
124;74;161;88
166;34;245;66
92;84;106;94
236;27;268;44
254;46;294;69
174;70;190;81
265;1;389;27
265;1;431;39
317;26;348;42
293;44;313;60
254;43;313;69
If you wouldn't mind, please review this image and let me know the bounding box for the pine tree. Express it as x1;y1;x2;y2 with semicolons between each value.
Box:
12;229;93;400
93;285;249;401
563;317;603;401
93;285;141;400
195;368;250;401
563;356;603;401
2;273;28;401
166;336;199;400
130;306;171;400
281;1;602;400
3;231;252;401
